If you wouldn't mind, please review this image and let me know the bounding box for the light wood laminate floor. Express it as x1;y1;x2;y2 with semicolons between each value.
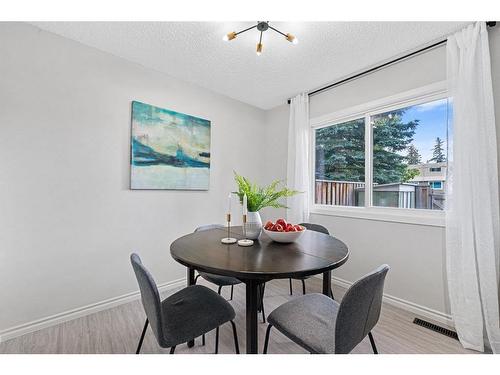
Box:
0;277;474;354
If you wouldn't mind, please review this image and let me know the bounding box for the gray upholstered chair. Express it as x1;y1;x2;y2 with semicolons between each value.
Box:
194;224;267;323
194;225;242;300
263;264;389;354
130;253;239;354
289;223;333;297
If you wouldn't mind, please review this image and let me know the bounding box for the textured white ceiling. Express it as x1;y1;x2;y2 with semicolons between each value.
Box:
31;22;470;109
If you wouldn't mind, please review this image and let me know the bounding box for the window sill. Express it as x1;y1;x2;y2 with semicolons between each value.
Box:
310;205;445;227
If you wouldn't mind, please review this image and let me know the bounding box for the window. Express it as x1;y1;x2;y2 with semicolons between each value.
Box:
315;118;365;207
371;99;449;210
312;85;451;218
430;181;443;190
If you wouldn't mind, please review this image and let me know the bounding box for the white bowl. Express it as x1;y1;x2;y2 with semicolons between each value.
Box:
263;226;306;243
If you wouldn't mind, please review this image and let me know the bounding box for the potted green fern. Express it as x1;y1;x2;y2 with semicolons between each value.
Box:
234;172;300;239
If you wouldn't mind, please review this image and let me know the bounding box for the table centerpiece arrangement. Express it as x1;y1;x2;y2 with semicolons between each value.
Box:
233;172;300;240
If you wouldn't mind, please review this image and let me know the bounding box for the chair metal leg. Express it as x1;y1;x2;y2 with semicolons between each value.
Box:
263;324;273;354
230;320;240;354
230;285;234;301
289;278;293;295
260;283;266;323
202;333;205;346
217;285;222;295
368;332;378;354
135;319;149;354
257;284;262;313
301;279;306;295
215;327;219;354
194;274;200;284
170;346;176;354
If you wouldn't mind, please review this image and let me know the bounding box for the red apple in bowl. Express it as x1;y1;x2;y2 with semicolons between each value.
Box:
263;219;306;243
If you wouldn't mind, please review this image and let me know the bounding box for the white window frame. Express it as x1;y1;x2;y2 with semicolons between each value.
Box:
309;81;448;227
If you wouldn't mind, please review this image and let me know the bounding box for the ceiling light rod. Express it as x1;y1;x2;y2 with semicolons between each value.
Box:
257;30;263;56
223;24;258;41
267;25;297;44
268;25;286;37
223;21;298;55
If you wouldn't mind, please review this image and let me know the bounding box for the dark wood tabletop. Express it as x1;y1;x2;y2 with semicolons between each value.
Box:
170;226;349;281
170;226;349;353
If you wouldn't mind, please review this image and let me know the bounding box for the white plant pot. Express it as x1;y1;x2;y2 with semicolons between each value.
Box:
245;211;262;240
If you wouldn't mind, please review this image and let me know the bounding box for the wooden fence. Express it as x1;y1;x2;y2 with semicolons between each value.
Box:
315;179;445;210
315;180;365;206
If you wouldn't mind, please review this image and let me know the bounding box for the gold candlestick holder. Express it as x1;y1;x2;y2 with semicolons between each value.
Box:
238;214;254;247
221;213;237;244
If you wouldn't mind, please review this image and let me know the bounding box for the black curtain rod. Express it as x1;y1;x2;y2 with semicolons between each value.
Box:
287;21;497;104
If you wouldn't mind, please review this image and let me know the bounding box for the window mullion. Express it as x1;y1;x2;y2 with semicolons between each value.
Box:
364;114;373;208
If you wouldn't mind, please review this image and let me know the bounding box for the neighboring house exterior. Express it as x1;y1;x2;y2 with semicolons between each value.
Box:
407;162;447;193
407;162;447;210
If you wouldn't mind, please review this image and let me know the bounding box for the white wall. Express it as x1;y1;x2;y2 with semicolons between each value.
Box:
309;46;447;118
265;27;500;324
0;22;267;335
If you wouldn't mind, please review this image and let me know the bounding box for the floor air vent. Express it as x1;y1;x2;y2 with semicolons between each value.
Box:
413;318;459;340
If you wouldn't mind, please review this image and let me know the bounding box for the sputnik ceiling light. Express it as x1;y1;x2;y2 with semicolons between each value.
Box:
223;21;298;56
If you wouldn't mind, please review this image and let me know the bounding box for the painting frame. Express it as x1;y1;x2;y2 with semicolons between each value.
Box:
129;101;211;191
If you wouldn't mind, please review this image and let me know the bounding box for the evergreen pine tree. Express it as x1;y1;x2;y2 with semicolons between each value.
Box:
429;137;446;163
315;110;418;184
406;144;422;165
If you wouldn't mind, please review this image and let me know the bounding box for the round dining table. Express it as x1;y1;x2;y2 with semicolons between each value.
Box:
170;225;349;354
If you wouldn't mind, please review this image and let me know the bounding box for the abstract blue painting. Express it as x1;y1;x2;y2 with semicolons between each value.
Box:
130;101;210;190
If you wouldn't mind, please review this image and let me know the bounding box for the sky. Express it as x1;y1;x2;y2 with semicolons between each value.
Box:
399;98;449;163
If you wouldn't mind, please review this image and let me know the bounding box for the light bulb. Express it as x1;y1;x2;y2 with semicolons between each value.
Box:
223;32;237;42
256;43;263;56
286;33;298;45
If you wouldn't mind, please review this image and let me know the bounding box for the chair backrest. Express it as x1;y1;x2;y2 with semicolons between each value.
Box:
298;222;330;235
334;264;389;354
130;253;165;346
194;224;225;232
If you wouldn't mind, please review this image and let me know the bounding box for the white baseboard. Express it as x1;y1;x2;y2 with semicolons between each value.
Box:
329;275;454;328
0;278;186;344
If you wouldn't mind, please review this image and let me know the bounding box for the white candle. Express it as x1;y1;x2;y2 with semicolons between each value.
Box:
243;194;247;215
227;193;231;214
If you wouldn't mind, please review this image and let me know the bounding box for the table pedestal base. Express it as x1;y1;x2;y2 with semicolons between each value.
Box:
245;280;259;354
187;267;196;348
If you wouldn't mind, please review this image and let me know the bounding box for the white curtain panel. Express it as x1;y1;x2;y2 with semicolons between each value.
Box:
446;22;500;353
286;93;310;224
